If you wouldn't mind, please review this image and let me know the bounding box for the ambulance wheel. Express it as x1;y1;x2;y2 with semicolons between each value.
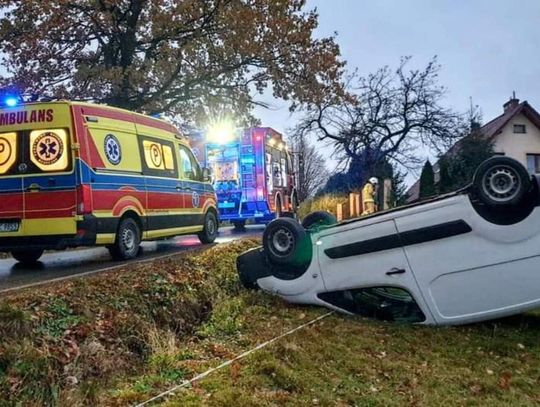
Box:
11;249;44;265
232;220;246;231
473;157;531;207
199;211;218;244
109;217;141;260
301;211;338;231
263;218;312;267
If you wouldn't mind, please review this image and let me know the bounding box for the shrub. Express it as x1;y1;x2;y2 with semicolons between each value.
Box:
298;194;347;219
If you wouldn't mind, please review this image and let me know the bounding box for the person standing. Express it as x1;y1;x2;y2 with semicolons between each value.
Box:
361;177;379;215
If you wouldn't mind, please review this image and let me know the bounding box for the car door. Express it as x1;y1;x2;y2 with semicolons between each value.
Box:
138;135;180;234
0;131;23;234
316;218;432;323
177;144;205;226
394;194;540;324
22;128;77;235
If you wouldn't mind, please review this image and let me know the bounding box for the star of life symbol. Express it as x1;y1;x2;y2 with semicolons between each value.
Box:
33;132;63;165
192;191;200;208
104;134;121;165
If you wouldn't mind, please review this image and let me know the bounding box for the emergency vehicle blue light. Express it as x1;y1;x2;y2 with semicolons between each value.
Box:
5;97;18;107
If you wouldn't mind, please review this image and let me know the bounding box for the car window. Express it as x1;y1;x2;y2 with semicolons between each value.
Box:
179;145;201;181
0;132;17;175
318;287;425;323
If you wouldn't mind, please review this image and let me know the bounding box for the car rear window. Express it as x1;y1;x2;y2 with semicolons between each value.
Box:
0;129;72;176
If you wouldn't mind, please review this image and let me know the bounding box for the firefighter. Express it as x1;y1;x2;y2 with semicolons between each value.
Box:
361;177;379;215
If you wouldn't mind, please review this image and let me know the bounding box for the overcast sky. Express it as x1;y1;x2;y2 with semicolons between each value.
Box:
254;0;540;178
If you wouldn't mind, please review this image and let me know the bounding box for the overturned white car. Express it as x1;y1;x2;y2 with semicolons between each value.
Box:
237;157;540;325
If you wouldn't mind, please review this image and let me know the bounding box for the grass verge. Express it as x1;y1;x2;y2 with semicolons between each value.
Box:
1;239;540;406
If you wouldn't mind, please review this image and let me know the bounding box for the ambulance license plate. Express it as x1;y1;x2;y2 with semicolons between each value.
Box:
0;221;19;232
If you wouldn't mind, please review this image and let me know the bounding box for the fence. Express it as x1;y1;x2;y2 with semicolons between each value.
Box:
335;178;392;221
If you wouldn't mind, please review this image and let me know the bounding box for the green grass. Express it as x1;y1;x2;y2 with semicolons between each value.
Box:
1;238;540;406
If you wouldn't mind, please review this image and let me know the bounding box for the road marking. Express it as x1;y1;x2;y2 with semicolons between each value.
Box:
134;311;335;407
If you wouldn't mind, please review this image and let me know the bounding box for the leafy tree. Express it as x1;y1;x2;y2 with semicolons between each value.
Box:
316;172;350;196
0;0;344;124
419;160;436;198
438;135;494;193
319;153;406;208
296;57;467;189
389;169;408;207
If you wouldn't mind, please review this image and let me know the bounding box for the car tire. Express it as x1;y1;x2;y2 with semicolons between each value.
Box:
473;157;531;207
11;249;44;265
301;211;338;231
109;217;141;260
198;211;218;244
263;218;312;267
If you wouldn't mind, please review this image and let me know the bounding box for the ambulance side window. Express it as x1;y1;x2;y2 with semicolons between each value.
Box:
178;145;201;181
138;135;178;178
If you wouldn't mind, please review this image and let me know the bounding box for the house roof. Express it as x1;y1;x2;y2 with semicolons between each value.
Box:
405;99;540;202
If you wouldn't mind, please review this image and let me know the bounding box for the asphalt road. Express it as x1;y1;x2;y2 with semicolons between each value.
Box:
0;225;264;293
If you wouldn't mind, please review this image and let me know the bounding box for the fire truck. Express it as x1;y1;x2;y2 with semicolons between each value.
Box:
191;127;298;229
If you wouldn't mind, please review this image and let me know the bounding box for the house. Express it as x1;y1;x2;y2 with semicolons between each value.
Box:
406;97;540;202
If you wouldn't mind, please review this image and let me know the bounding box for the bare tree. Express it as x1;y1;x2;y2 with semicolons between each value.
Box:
297;57;466;187
289;131;328;201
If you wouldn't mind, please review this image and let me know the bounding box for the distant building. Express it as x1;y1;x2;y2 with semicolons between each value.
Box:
406;97;540;202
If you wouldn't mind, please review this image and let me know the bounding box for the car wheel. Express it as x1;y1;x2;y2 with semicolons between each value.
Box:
473;157;531;207
11;249;44;265
301;211;338;231
109;217;141;260
263;218;312;267
198;211;218;244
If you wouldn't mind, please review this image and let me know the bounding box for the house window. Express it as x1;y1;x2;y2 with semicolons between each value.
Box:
513;124;526;133
526;154;540;174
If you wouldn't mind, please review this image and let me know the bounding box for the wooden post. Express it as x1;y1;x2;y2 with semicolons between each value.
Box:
383;178;392;210
349;193;356;218
353;193;361;217
336;202;346;221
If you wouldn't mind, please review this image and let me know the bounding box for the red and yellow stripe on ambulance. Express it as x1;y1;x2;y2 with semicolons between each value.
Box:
78;103;216;242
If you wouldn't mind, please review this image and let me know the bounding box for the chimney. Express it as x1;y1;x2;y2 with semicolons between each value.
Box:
503;91;520;112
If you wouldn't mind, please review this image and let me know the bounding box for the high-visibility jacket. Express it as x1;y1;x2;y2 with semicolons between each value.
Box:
362;182;375;203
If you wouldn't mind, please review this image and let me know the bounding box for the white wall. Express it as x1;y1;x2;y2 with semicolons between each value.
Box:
493;112;540;170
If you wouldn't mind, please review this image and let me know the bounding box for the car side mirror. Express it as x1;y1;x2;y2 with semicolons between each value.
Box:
202;167;212;183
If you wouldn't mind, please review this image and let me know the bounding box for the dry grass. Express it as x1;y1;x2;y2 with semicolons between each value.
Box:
1;238;540;406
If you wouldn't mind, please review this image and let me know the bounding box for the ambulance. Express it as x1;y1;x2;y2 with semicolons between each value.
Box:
0;100;219;264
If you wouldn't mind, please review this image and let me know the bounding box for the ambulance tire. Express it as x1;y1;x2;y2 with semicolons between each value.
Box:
263;218;312;267
109;217;141;260
199;211;218;244
11;249;44;265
